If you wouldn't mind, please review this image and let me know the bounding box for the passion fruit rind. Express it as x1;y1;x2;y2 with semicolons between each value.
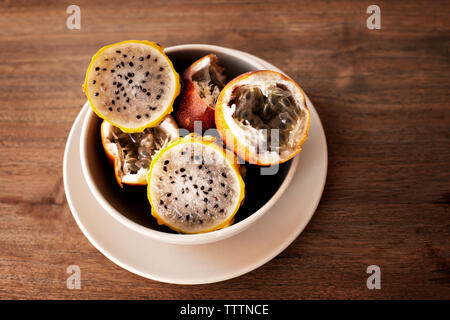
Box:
101;115;179;187
215;70;311;165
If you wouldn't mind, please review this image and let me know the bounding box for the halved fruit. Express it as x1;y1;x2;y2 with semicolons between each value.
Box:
147;134;245;234
215;70;311;165
101;115;179;187
84;40;181;133
175;54;226;132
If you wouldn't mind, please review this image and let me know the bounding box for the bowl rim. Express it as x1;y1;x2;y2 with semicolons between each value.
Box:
79;44;300;245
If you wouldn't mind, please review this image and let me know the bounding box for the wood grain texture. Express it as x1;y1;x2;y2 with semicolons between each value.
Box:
0;0;449;299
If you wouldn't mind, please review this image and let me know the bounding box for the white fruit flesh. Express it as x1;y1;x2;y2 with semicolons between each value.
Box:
149;139;242;233
191;54;226;108
86;42;178;131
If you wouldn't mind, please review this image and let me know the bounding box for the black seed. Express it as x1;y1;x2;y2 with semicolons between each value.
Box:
181;174;187;178
200;186;205;190
181;151;186;155
175;197;178;200
123;54;127;58
147;92;151;96
118;74;122;78
203;191;209;195
121;87;124;91
189;176;193;181
95;67;100;71
159;67;164;71
151;107;157;110
147;55;151;59
116;64;120;68
175;171;179;174
198;165;203;169
136;115;141;119
200;219;203;224
193;184;198;189
180;168;185;172
167;193;172;197
204;198;208;203
116;96;119;100
108;107;112;111
117;83;122;88
154;58;158;62
128;79;133;84
121;61;125;67
117;107;121;112
208;187;212;192
222;172;227;178
156;95;161;100
123;93;127;97
185;204;188;208
115;90;119;94
125;76;128;80
102;68;106;71
186;215;190;221
123;106;127;110
160;81;165;85
170;181;175;184
139;57;144;61
145;71;149;77
126;98;130;103
163;166;167;172
164;205;168;209
142;80;147;83
207;170;211;174
219;209;225;213
113;81;117;85
127;72;134;77
181;188;185;194
164;160;169;165
111;100;115;105
110;69;115;73
142;88;147;92
196;192;199;196
145;113;149;117
214;204;219;209
129;62;134;67
208;179;213;184
159;200;163;205
203;209;207;214
92;80;96;84
223;193;228;197
94;92;99;96
116;50;121;53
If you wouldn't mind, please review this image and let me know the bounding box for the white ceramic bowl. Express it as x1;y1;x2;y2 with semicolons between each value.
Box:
80;44;299;245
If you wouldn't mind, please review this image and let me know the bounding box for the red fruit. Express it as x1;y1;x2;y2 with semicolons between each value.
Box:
176;54;226;132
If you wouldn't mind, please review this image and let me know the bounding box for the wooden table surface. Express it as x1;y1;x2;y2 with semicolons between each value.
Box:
0;0;448;299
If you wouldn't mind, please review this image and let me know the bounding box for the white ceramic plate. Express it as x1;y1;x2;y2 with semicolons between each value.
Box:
63;46;328;284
